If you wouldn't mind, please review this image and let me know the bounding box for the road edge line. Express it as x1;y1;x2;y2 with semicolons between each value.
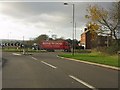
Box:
57;55;120;71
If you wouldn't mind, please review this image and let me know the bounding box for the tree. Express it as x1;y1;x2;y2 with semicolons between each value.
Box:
51;34;57;40
86;22;100;40
86;2;120;41
85;2;120;54
65;39;72;46
34;34;49;43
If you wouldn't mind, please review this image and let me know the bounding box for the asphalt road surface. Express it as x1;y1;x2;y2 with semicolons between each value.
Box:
2;52;119;89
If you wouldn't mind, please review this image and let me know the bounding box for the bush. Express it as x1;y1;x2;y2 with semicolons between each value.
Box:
96;40;120;55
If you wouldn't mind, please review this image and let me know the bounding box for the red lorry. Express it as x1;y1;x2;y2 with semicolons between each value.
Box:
39;40;71;52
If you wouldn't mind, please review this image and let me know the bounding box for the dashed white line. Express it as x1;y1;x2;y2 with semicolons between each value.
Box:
12;53;21;56
31;57;38;60
41;61;57;69
69;75;97;90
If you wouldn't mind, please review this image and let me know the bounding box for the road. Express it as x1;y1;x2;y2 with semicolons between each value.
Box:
2;52;119;89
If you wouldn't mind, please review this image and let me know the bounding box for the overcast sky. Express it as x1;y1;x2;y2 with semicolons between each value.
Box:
0;1;114;40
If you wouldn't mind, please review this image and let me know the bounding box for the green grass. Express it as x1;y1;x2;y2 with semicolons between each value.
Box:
59;52;119;67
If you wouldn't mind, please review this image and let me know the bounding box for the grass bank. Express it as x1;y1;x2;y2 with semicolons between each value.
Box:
59;52;119;67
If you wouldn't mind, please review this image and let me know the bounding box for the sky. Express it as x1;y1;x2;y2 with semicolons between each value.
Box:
0;1;115;40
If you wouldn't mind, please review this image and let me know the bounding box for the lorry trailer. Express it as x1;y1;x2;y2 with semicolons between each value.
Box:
39;40;71;52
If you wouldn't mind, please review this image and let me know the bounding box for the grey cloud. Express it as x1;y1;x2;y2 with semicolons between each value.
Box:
1;2;71;18
0;2;113;40
1;2;112;23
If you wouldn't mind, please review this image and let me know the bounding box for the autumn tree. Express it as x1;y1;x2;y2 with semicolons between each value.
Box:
85;2;120;54
86;2;120;41
86;22;100;40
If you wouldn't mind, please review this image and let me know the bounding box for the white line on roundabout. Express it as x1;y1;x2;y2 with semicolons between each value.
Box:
69;75;98;90
31;57;38;60
41;61;57;69
12;53;21;56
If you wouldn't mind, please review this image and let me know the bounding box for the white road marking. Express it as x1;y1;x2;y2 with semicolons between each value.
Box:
41;61;57;69
69;75;97;90
12;53;21;56
31;57;38;60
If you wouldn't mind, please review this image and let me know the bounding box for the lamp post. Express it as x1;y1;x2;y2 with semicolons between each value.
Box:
64;3;75;56
75;22;76;44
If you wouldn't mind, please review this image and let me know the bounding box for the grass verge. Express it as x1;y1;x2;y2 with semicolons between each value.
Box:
59;52;119;67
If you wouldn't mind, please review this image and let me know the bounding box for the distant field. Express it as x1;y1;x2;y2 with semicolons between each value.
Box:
59;52;119;67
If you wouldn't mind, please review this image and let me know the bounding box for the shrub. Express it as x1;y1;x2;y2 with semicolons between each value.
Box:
96;40;120;55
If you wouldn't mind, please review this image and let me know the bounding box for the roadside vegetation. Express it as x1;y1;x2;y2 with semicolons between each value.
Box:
59;51;119;67
85;2;120;55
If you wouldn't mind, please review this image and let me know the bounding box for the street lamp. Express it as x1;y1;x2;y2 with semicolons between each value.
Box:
64;3;75;56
